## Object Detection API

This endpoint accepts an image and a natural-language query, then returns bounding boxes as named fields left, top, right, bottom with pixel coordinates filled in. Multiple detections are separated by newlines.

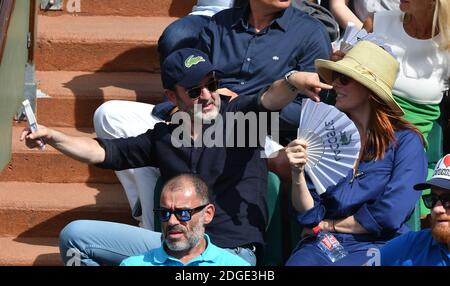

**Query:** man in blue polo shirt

left=184, top=0, right=332, bottom=142
left=121, top=174, right=250, bottom=266
left=380, top=154, right=450, bottom=266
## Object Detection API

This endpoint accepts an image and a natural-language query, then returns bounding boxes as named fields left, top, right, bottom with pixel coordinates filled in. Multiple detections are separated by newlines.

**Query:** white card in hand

left=22, top=99, right=45, bottom=150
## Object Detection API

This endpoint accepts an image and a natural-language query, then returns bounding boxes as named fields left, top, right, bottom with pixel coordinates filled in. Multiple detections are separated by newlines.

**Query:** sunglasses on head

left=332, top=72, right=352, bottom=86
left=422, top=193, right=450, bottom=209
left=153, top=204, right=208, bottom=222
left=186, top=79, right=219, bottom=99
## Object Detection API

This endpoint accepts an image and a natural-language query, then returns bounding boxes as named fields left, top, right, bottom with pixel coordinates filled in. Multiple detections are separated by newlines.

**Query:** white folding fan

left=298, top=99, right=361, bottom=195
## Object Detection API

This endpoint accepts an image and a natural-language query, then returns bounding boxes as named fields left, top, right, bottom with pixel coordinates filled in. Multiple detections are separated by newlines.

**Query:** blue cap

left=161, top=48, right=215, bottom=90
left=414, top=154, right=450, bottom=191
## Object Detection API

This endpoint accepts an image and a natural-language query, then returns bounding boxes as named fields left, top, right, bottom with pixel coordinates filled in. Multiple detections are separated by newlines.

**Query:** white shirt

left=353, top=0, right=400, bottom=21
left=374, top=10, right=450, bottom=104
left=190, top=0, right=235, bottom=17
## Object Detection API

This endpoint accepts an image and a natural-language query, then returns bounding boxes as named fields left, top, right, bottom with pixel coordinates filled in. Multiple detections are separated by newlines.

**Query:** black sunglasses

left=153, top=204, right=208, bottom=222
left=186, top=79, right=219, bottom=99
left=422, top=193, right=450, bottom=209
left=332, top=72, right=352, bottom=86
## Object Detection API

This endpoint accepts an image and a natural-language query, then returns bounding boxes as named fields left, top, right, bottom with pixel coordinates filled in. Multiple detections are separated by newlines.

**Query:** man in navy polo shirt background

left=92, top=0, right=332, bottom=233
left=22, top=48, right=331, bottom=266
left=160, top=0, right=332, bottom=141
left=379, top=154, right=450, bottom=266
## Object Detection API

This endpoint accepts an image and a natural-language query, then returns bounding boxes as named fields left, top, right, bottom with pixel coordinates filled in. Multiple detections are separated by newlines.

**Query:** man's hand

left=261, top=72, right=332, bottom=111
left=20, top=124, right=52, bottom=150
left=289, top=72, right=333, bottom=102
left=21, top=124, right=105, bottom=165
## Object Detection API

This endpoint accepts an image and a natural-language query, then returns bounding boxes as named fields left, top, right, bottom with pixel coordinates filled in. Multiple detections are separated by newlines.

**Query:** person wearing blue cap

left=378, top=154, right=450, bottom=266
left=93, top=0, right=332, bottom=232
left=21, top=48, right=331, bottom=266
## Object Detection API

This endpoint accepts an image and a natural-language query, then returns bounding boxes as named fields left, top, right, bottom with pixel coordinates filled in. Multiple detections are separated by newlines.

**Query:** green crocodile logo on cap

left=185, top=55, right=206, bottom=68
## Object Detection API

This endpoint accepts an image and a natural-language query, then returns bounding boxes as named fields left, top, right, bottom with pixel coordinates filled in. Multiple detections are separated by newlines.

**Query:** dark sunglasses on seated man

left=422, top=193, right=450, bottom=209
left=186, top=79, right=219, bottom=99
left=153, top=204, right=208, bottom=222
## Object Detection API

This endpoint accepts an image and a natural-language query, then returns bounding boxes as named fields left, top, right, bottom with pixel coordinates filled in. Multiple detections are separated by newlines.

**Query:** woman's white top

left=190, top=0, right=235, bottom=17
left=353, top=0, right=400, bottom=21
left=374, top=10, right=450, bottom=104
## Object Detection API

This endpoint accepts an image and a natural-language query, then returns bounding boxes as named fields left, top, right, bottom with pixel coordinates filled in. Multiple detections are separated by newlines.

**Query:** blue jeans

left=157, top=15, right=211, bottom=65
left=59, top=220, right=257, bottom=266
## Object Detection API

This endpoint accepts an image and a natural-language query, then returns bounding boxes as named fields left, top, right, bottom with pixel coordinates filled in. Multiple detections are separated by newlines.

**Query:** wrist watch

left=284, top=70, right=298, bottom=92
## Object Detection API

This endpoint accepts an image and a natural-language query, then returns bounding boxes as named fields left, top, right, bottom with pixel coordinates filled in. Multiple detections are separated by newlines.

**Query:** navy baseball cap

left=161, top=48, right=216, bottom=90
left=414, top=154, right=450, bottom=191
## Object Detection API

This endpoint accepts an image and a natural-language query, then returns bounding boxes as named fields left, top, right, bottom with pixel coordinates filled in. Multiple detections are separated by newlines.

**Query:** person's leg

left=93, top=101, right=162, bottom=230
left=224, top=246, right=257, bottom=266
left=59, top=220, right=162, bottom=266
left=157, top=15, right=211, bottom=65
left=286, top=235, right=385, bottom=266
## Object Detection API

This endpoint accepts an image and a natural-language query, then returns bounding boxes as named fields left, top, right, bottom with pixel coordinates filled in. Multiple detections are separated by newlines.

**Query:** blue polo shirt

left=197, top=5, right=332, bottom=97
left=120, top=235, right=250, bottom=266
left=381, top=229, right=450, bottom=266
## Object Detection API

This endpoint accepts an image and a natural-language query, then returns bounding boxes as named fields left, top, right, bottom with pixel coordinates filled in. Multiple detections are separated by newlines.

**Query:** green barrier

left=0, top=0, right=31, bottom=172
left=262, top=172, right=283, bottom=266
left=420, top=120, right=444, bottom=217
left=406, top=201, right=421, bottom=232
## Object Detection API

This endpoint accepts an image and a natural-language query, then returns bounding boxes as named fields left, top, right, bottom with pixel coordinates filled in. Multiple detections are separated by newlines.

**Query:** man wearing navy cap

left=22, top=48, right=331, bottom=266
left=93, top=0, right=332, bottom=232
left=379, top=154, right=450, bottom=266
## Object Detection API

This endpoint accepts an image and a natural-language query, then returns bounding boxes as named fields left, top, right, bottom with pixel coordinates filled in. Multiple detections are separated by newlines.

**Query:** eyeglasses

left=153, top=204, right=208, bottom=222
left=186, top=79, right=219, bottom=99
left=332, top=72, right=352, bottom=86
left=422, top=193, right=450, bottom=209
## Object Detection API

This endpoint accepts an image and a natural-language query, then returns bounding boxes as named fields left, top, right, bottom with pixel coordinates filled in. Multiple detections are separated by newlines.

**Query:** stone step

left=36, top=71, right=163, bottom=128
left=0, top=237, right=62, bottom=266
left=39, top=0, right=196, bottom=17
left=0, top=127, right=118, bottom=183
left=36, top=15, right=176, bottom=72
left=0, top=182, right=133, bottom=237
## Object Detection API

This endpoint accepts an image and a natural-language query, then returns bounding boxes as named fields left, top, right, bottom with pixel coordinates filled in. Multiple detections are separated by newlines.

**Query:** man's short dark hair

left=163, top=174, right=210, bottom=204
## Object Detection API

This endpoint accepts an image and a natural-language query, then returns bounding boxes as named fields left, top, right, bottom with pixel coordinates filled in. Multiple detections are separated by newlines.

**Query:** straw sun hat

left=315, top=40, right=404, bottom=115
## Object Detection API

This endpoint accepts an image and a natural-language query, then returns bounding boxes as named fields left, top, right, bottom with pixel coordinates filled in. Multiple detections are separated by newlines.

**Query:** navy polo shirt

left=96, top=94, right=271, bottom=249
left=197, top=5, right=332, bottom=97
left=381, top=229, right=450, bottom=266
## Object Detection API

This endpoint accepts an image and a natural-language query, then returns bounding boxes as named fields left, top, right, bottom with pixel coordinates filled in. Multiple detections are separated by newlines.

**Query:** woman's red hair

left=363, top=94, right=425, bottom=161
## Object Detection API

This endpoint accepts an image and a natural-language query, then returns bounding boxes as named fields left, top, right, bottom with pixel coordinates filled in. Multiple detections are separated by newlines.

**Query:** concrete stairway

left=0, top=0, right=194, bottom=265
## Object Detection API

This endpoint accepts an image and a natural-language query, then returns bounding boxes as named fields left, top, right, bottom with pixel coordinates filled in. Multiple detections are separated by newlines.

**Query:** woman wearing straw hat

left=284, top=41, right=428, bottom=265
left=358, top=0, right=450, bottom=218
